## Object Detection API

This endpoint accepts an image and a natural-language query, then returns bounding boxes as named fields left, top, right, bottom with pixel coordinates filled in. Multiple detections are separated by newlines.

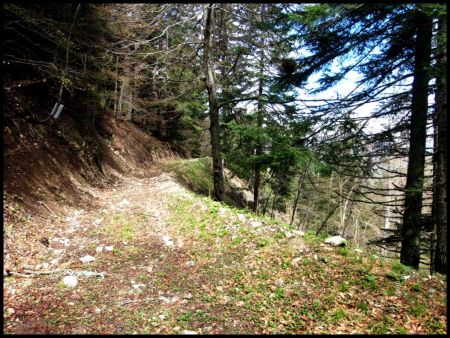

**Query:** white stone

left=158, top=295, right=179, bottom=304
left=159, top=314, right=166, bottom=320
left=162, top=235, right=174, bottom=247
left=42, top=263, right=49, bottom=269
left=96, top=246, right=104, bottom=253
left=63, top=275, right=78, bottom=287
left=182, top=330, right=197, bottom=335
left=401, top=275, right=411, bottom=281
left=284, top=231, right=293, bottom=238
left=324, top=235, right=347, bottom=247
left=6, top=308, right=15, bottom=316
left=292, top=230, right=305, bottom=236
left=249, top=220, right=262, bottom=228
left=60, top=238, right=70, bottom=246
left=80, top=255, right=95, bottom=263
left=185, top=260, right=196, bottom=267
left=132, top=283, right=145, bottom=290
left=53, top=249, right=64, bottom=256
left=105, top=246, right=114, bottom=252
left=237, top=214, right=247, bottom=223
left=93, top=218, right=103, bottom=226
left=118, top=199, right=130, bottom=207
left=292, top=257, right=302, bottom=266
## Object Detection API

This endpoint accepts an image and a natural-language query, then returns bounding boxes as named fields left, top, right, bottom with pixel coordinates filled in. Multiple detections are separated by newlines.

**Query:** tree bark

left=433, top=14, right=447, bottom=274
left=57, top=3, right=81, bottom=104
left=253, top=4, right=266, bottom=214
left=400, top=9, right=432, bottom=269
left=203, top=4, right=224, bottom=201
left=113, top=55, right=118, bottom=117
left=290, top=171, right=307, bottom=226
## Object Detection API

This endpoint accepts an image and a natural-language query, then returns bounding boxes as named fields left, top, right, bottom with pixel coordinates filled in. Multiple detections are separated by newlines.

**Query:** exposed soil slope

left=4, top=111, right=176, bottom=274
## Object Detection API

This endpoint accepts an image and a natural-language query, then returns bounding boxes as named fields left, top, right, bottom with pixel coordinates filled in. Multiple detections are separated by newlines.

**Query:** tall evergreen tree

left=284, top=4, right=444, bottom=268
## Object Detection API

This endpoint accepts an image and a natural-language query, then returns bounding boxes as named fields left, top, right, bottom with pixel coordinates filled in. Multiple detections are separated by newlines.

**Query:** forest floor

left=3, top=160, right=447, bottom=334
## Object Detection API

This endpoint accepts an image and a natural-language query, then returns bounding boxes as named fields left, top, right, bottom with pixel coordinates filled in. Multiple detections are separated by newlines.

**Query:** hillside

left=3, top=120, right=447, bottom=333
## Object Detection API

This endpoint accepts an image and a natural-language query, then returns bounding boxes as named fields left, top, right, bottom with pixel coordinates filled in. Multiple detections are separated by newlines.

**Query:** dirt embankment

left=3, top=108, right=178, bottom=272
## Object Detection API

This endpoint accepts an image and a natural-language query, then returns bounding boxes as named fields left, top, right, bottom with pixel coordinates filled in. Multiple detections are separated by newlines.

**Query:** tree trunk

left=57, top=3, right=81, bottom=104
left=203, top=4, right=224, bottom=201
left=400, top=9, right=432, bottom=269
left=118, top=79, right=125, bottom=118
left=290, top=171, right=307, bottom=226
left=433, top=15, right=447, bottom=274
left=253, top=4, right=266, bottom=214
left=113, top=56, right=118, bottom=117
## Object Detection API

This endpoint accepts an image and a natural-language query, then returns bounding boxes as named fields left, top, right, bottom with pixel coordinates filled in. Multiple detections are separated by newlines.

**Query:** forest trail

left=3, top=162, right=447, bottom=334
left=4, top=165, right=204, bottom=334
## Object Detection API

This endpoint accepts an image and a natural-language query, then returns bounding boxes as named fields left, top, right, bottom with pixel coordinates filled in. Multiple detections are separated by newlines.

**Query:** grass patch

left=120, top=223, right=134, bottom=241
left=161, top=158, right=213, bottom=196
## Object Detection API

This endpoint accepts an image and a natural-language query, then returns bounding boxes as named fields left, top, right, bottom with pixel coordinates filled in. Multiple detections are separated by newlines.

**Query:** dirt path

left=3, top=167, right=206, bottom=334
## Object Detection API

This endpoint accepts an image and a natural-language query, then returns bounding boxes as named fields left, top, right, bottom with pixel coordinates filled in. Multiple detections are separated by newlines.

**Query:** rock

left=105, top=246, right=114, bottom=252
left=401, top=275, right=411, bottom=281
left=42, top=262, right=49, bottom=269
left=292, top=257, right=302, bottom=266
left=182, top=330, right=197, bottom=335
left=6, top=308, right=15, bottom=316
left=53, top=249, right=64, bottom=256
left=80, top=255, right=95, bottom=263
left=159, top=314, right=166, bottom=320
left=183, top=293, right=193, bottom=299
left=275, top=278, right=284, bottom=286
left=158, top=295, right=180, bottom=304
left=237, top=214, right=247, bottom=223
left=63, top=276, right=78, bottom=287
left=249, top=220, right=262, bottom=228
left=77, top=271, right=106, bottom=279
left=324, top=235, right=347, bottom=247
left=60, top=238, right=70, bottom=246
left=292, top=230, right=305, bottom=237
left=118, top=199, right=130, bottom=207
left=132, top=283, right=145, bottom=290
left=354, top=248, right=363, bottom=253
left=284, top=231, right=293, bottom=238
left=93, top=218, right=103, bottom=226
left=185, top=260, right=196, bottom=267
left=162, top=236, right=174, bottom=247
left=96, top=246, right=104, bottom=253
